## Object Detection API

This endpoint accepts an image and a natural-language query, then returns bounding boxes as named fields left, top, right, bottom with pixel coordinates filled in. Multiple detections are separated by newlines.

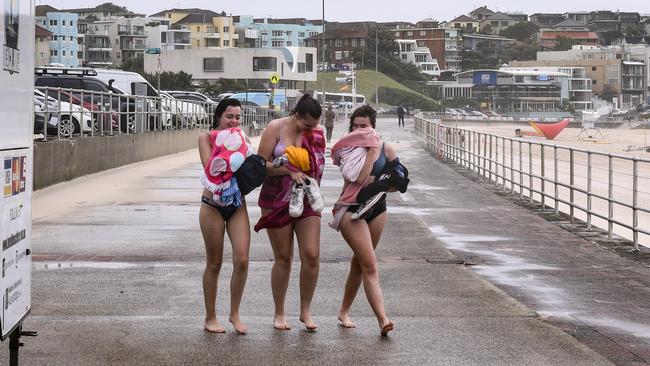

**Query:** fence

left=33, top=86, right=276, bottom=141
left=414, top=112, right=650, bottom=250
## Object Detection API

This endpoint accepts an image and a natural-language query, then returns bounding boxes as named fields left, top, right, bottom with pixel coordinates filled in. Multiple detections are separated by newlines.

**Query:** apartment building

left=234, top=16, right=322, bottom=48
left=468, top=6, right=494, bottom=22
left=305, top=22, right=369, bottom=67
left=392, top=20, right=446, bottom=71
left=150, top=8, right=238, bottom=48
left=481, top=12, right=522, bottom=34
left=35, top=7, right=80, bottom=67
left=35, top=25, right=52, bottom=67
left=444, top=28, right=463, bottom=72
left=463, top=34, right=515, bottom=58
left=447, top=15, right=480, bottom=33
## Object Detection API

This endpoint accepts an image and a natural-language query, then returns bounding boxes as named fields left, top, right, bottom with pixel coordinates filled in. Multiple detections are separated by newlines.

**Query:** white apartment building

left=395, top=39, right=441, bottom=77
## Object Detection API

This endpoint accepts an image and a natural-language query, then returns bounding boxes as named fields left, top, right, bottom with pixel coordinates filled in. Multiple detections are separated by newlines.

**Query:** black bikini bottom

left=346, top=200, right=387, bottom=223
left=201, top=196, right=240, bottom=221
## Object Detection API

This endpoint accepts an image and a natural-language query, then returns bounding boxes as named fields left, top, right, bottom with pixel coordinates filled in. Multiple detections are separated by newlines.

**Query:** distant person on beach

left=397, top=105, right=405, bottom=128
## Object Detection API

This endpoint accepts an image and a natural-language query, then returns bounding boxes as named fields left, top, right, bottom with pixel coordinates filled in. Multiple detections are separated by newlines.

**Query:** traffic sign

left=269, top=73, right=281, bottom=84
left=145, top=48, right=161, bottom=55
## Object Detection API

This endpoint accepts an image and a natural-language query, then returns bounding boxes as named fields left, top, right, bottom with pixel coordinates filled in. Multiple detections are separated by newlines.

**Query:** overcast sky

left=40, top=1, right=650, bottom=23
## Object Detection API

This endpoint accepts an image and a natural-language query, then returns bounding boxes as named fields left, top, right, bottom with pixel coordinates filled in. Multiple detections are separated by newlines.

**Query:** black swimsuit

left=201, top=196, right=240, bottom=221
left=348, top=144, right=388, bottom=223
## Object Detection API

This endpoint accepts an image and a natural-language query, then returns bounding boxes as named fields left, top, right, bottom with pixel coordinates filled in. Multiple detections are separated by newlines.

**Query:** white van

left=92, top=69, right=176, bottom=128
left=92, top=69, right=158, bottom=97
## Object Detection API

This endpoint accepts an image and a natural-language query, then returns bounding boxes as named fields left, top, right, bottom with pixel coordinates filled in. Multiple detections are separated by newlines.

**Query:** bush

left=376, top=87, right=442, bottom=112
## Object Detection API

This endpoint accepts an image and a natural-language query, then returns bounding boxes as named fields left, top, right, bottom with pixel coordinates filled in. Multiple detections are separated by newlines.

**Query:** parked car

left=34, top=89, right=93, bottom=137
left=165, top=90, right=217, bottom=117
left=159, top=91, right=201, bottom=128
left=35, top=67, right=136, bottom=132
left=40, top=87, right=119, bottom=132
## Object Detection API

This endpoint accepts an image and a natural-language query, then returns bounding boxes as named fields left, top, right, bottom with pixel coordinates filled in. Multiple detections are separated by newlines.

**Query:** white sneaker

left=351, top=192, right=386, bottom=220
left=304, top=177, right=324, bottom=212
left=289, top=183, right=305, bottom=218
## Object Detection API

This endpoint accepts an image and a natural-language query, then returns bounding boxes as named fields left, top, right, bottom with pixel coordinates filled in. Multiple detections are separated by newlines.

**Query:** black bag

left=234, top=154, right=267, bottom=195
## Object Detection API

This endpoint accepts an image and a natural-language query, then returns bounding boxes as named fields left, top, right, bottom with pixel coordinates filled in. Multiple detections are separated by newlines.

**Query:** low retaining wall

left=34, top=130, right=201, bottom=190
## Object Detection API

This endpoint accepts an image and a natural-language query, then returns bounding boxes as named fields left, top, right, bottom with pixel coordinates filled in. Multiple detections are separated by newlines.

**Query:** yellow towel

left=285, top=146, right=310, bottom=172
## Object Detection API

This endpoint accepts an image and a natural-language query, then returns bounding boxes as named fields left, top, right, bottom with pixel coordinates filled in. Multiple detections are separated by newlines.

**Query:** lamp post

left=321, top=0, right=325, bottom=103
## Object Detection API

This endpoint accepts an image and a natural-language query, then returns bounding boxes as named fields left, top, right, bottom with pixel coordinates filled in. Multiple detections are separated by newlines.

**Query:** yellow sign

left=269, top=74, right=281, bottom=84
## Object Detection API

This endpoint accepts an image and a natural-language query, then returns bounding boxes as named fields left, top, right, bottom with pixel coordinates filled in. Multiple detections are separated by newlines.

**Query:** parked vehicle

left=40, top=88, right=119, bottom=131
left=34, top=89, right=93, bottom=137
left=35, top=67, right=137, bottom=132
left=159, top=91, right=201, bottom=129
left=163, top=90, right=211, bottom=123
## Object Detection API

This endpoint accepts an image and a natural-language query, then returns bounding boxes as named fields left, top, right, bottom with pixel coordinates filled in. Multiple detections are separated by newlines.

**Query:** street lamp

left=321, top=0, right=325, bottom=103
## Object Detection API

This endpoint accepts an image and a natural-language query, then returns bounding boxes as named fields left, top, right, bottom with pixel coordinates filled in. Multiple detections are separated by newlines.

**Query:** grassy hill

left=307, top=70, right=436, bottom=106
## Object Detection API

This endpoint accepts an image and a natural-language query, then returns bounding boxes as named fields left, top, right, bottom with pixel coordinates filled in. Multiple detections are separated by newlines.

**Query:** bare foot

left=337, top=313, right=356, bottom=328
left=204, top=318, right=226, bottom=333
left=380, top=319, right=394, bottom=336
left=273, top=315, right=291, bottom=330
left=299, top=313, right=318, bottom=331
left=229, top=314, right=248, bottom=335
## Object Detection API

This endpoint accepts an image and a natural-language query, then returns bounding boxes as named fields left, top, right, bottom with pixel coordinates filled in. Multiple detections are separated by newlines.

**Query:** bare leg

left=338, top=212, right=387, bottom=328
left=265, top=214, right=294, bottom=330
left=339, top=212, right=393, bottom=335
left=294, top=216, right=321, bottom=330
left=199, top=203, right=226, bottom=333
left=226, top=204, right=251, bottom=334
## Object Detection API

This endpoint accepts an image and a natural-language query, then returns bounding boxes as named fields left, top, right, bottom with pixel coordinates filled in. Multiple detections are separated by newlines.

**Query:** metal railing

left=34, top=86, right=276, bottom=141
left=414, top=112, right=650, bottom=250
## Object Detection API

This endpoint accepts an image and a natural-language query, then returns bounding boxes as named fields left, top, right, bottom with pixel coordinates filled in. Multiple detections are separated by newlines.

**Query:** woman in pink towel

left=256, top=94, right=325, bottom=331
left=331, top=105, right=396, bottom=336
left=198, top=98, right=252, bottom=334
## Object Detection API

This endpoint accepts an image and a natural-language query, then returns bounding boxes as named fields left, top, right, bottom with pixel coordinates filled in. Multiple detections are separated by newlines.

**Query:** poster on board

left=0, top=150, right=32, bottom=339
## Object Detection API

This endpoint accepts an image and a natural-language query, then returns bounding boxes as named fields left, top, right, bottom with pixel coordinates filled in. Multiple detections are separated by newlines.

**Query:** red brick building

left=390, top=20, right=447, bottom=69
left=306, top=22, right=370, bottom=66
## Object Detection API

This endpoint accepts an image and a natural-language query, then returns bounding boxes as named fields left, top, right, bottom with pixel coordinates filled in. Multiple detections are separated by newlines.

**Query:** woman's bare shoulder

left=384, top=142, right=398, bottom=160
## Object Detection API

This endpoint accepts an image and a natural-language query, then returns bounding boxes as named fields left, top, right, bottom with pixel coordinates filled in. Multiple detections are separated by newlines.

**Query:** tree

left=479, top=24, right=493, bottom=35
left=601, top=83, right=618, bottom=102
left=602, top=30, right=623, bottom=45
left=554, top=36, right=576, bottom=51
left=624, top=25, right=646, bottom=37
left=499, top=22, right=539, bottom=42
left=95, top=2, right=128, bottom=13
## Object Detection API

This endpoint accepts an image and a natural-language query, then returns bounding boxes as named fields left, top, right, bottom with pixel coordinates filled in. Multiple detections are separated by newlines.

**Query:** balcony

left=119, top=29, right=148, bottom=37
left=202, top=32, right=221, bottom=39
left=121, top=42, right=146, bottom=51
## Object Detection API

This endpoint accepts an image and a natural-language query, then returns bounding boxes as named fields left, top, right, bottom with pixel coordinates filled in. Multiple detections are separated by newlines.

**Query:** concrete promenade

left=2, top=117, right=649, bottom=364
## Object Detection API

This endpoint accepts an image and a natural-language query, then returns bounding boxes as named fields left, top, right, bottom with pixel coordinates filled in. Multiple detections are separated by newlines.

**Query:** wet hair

left=291, top=94, right=322, bottom=120
left=212, top=98, right=242, bottom=129
left=348, top=105, right=377, bottom=132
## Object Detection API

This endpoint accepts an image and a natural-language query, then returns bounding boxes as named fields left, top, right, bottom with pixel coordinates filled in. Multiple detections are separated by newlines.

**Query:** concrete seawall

left=34, top=130, right=200, bottom=190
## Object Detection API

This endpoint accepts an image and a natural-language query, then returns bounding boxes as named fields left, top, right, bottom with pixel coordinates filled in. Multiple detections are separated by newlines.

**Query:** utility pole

left=321, top=0, right=325, bottom=103
left=375, top=26, right=378, bottom=105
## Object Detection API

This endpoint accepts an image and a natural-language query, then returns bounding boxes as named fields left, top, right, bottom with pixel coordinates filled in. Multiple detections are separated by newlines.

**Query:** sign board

left=269, top=73, right=281, bottom=85
left=473, top=71, right=497, bottom=86
left=145, top=48, right=161, bottom=55
left=0, top=150, right=32, bottom=339
left=0, top=0, right=34, bottom=151
left=0, top=0, right=34, bottom=340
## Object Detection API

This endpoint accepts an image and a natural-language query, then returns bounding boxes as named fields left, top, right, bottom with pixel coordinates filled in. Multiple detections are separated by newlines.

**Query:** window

left=52, top=35, right=57, bottom=41
left=70, top=21, right=74, bottom=27
left=77, top=51, right=82, bottom=58
left=286, top=41, right=292, bottom=46
left=204, top=57, right=224, bottom=71
left=415, top=54, right=427, bottom=62
left=272, top=30, right=283, bottom=37
left=335, top=51, right=342, bottom=60
left=223, top=26, right=229, bottom=32
left=515, top=75, right=524, bottom=83
left=298, top=62, right=306, bottom=73
left=344, top=39, right=349, bottom=46
left=592, top=80, right=597, bottom=85
left=335, top=39, right=342, bottom=47
left=271, top=40, right=284, bottom=47
left=61, top=36, right=65, bottom=41
left=344, top=51, right=350, bottom=58
left=62, top=50, right=66, bottom=56
left=491, top=21, right=499, bottom=26
left=501, top=21, right=509, bottom=26
left=223, top=40, right=229, bottom=47
left=420, top=31, right=426, bottom=36
left=62, top=20, right=66, bottom=26
left=407, top=31, right=413, bottom=36
left=299, top=32, right=305, bottom=37
left=395, top=32, right=400, bottom=37
left=161, top=33, right=167, bottom=44
left=253, top=57, right=277, bottom=71
left=306, top=53, right=313, bottom=71
left=401, top=54, right=407, bottom=60
left=359, top=39, right=365, bottom=46
left=592, top=66, right=597, bottom=71
left=351, top=39, right=357, bottom=47
left=197, top=26, right=200, bottom=32
left=50, top=50, right=58, bottom=56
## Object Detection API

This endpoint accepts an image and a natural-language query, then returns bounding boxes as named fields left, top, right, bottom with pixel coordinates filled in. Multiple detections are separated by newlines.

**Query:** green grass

left=307, top=70, right=436, bottom=105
